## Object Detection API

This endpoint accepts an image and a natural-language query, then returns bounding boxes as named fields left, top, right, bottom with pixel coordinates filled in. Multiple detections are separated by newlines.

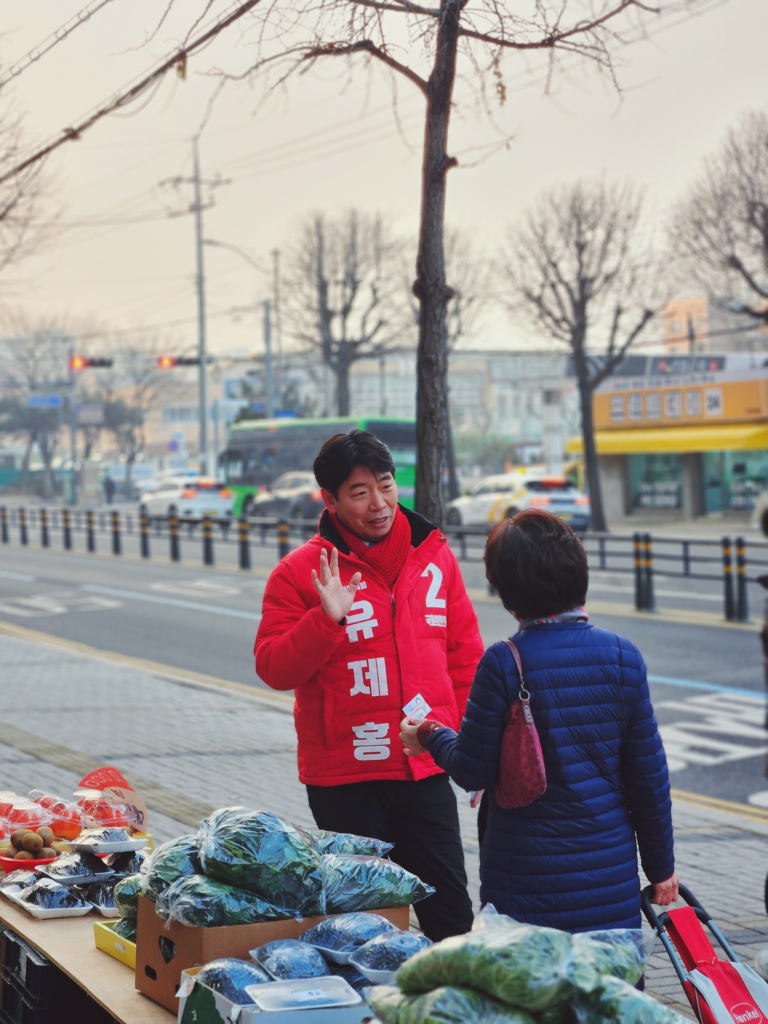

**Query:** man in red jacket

left=255, top=430, right=484, bottom=940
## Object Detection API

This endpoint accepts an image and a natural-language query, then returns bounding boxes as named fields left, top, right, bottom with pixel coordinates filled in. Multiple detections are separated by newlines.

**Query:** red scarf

left=331, top=507, right=412, bottom=590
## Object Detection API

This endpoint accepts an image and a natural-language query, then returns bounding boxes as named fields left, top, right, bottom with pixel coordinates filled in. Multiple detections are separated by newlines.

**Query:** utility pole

left=192, top=138, right=211, bottom=477
left=264, top=299, right=276, bottom=418
left=68, top=345, right=78, bottom=505
left=271, top=249, right=282, bottom=396
left=687, top=314, right=696, bottom=355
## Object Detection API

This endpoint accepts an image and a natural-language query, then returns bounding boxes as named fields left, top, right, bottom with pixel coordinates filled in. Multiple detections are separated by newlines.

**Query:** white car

left=138, top=477, right=234, bottom=518
left=446, top=471, right=590, bottom=531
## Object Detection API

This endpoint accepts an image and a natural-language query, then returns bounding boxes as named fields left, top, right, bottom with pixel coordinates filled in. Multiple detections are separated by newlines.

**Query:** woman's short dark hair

left=313, top=430, right=395, bottom=497
left=484, top=509, right=588, bottom=621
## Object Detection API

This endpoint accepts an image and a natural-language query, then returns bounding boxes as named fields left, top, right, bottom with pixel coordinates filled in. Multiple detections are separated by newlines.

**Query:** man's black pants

left=306, top=774, right=474, bottom=942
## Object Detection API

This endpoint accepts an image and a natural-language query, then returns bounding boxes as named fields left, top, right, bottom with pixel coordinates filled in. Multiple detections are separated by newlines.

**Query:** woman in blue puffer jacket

left=400, top=508, right=678, bottom=934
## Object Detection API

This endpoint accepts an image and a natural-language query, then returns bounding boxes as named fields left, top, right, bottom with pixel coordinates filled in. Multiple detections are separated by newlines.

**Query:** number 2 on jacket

left=422, top=563, right=446, bottom=608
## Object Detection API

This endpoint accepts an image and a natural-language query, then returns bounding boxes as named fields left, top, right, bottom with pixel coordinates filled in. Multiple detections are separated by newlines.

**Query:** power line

left=0, top=0, right=120, bottom=91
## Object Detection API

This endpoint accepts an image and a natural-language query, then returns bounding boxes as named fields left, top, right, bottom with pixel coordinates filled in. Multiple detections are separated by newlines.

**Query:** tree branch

left=305, top=40, right=428, bottom=95
left=348, top=0, right=440, bottom=15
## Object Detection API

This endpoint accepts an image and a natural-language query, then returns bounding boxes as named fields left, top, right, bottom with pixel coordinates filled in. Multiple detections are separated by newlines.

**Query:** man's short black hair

left=313, top=429, right=395, bottom=497
left=484, top=509, right=588, bottom=620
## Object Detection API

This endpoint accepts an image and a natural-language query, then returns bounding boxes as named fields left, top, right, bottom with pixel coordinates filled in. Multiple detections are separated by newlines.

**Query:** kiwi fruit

left=21, top=833, right=44, bottom=853
left=10, top=829, right=31, bottom=850
left=39, top=848, right=57, bottom=860
left=14, top=850, right=33, bottom=860
left=36, top=826, right=54, bottom=846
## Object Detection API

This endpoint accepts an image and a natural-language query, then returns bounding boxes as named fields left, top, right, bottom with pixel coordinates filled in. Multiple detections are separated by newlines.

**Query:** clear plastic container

left=0, top=794, right=25, bottom=818
left=28, top=790, right=61, bottom=809
left=76, top=792, right=138, bottom=830
left=246, top=977, right=361, bottom=1011
left=49, top=800, right=84, bottom=841
left=6, top=803, right=53, bottom=830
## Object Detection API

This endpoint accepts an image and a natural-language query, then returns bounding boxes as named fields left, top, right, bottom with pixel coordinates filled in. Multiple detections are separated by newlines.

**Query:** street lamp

left=203, top=239, right=277, bottom=417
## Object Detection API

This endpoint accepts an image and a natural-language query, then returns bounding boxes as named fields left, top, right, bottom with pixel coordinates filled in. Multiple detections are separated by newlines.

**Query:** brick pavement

left=2, top=630, right=768, bottom=1016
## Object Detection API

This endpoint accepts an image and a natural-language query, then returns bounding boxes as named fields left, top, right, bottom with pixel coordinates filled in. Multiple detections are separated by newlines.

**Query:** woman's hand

left=311, top=547, right=362, bottom=623
left=651, top=871, right=679, bottom=906
left=400, top=717, right=427, bottom=757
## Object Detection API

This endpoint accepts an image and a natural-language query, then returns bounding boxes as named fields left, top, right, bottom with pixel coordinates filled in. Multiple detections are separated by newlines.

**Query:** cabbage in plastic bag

left=302, top=912, right=399, bottom=952
left=251, top=939, right=329, bottom=980
left=367, top=984, right=538, bottom=1024
left=572, top=975, right=690, bottom=1024
left=112, top=917, right=137, bottom=943
left=196, top=957, right=270, bottom=1005
left=307, top=829, right=394, bottom=858
left=395, top=919, right=580, bottom=1012
left=83, top=879, right=117, bottom=909
left=156, top=874, right=298, bottom=928
left=321, top=855, right=435, bottom=913
left=351, top=931, right=432, bottom=975
left=139, top=835, right=201, bottom=901
left=197, top=808, right=323, bottom=914
left=105, top=849, right=146, bottom=877
left=114, top=874, right=142, bottom=919
left=572, top=930, right=647, bottom=987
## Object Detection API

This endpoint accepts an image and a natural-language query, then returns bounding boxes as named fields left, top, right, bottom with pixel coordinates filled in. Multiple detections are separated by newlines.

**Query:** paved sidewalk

left=2, top=630, right=768, bottom=1017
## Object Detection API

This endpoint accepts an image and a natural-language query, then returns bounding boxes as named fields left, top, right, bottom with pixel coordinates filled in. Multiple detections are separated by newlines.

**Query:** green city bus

left=220, top=417, right=416, bottom=515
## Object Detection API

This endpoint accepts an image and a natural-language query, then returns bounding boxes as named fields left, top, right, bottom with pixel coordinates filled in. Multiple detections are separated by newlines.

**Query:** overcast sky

left=1, top=0, right=766, bottom=357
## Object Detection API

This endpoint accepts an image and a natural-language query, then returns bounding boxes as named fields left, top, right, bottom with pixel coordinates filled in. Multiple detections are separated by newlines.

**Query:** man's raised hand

left=311, top=547, right=362, bottom=623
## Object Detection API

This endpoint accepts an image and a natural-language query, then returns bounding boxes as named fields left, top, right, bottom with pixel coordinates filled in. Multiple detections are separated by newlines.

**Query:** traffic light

left=157, top=356, right=207, bottom=367
left=70, top=355, right=113, bottom=371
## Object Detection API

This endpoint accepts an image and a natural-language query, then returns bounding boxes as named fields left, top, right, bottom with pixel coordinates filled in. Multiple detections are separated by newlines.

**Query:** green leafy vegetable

left=197, top=808, right=323, bottom=914
left=139, top=835, right=201, bottom=902
left=367, top=984, right=537, bottom=1024
left=113, top=873, right=142, bottom=919
left=112, top=917, right=137, bottom=943
left=155, top=874, right=299, bottom=928
left=572, top=976, right=690, bottom=1024
left=321, top=854, right=434, bottom=913
left=307, top=829, right=393, bottom=857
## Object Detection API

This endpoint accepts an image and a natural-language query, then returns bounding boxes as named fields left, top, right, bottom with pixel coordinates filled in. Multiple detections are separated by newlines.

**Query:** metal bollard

left=0, top=506, right=7, bottom=544
left=238, top=516, right=251, bottom=570
left=277, top=519, right=290, bottom=560
left=169, top=514, right=181, bottom=562
left=633, top=532, right=645, bottom=610
left=140, top=512, right=150, bottom=559
left=736, top=535, right=749, bottom=623
left=202, top=516, right=214, bottom=566
left=62, top=508, right=72, bottom=550
left=111, top=510, right=121, bottom=556
left=598, top=536, right=606, bottom=570
left=459, top=531, right=467, bottom=560
left=40, top=508, right=49, bottom=548
left=86, top=510, right=96, bottom=553
left=19, top=507, right=28, bottom=546
left=682, top=540, right=691, bottom=577
left=643, top=533, right=656, bottom=612
left=722, top=537, right=735, bottom=621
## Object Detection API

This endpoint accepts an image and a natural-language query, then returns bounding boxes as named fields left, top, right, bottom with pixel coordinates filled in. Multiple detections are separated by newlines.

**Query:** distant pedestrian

left=103, top=476, right=116, bottom=504
left=255, top=430, right=484, bottom=941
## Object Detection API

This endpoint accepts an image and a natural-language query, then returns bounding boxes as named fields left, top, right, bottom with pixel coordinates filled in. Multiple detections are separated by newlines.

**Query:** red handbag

left=494, top=639, right=547, bottom=810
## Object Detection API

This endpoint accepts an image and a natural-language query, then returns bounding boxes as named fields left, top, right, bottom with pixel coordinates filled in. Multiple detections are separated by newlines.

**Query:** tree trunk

left=335, top=358, right=351, bottom=416
left=125, top=453, right=135, bottom=498
left=20, top=436, right=33, bottom=492
left=413, top=0, right=464, bottom=526
left=577, top=369, right=608, bottom=532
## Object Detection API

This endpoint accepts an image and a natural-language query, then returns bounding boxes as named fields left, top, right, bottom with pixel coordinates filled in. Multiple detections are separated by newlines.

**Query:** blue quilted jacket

left=425, top=621, right=674, bottom=932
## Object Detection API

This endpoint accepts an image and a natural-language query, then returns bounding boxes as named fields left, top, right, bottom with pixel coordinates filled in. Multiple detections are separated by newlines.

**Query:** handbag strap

left=502, top=639, right=531, bottom=700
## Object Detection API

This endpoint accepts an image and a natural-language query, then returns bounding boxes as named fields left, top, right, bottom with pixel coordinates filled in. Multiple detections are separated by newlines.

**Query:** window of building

left=162, top=406, right=199, bottom=423
left=629, top=454, right=682, bottom=509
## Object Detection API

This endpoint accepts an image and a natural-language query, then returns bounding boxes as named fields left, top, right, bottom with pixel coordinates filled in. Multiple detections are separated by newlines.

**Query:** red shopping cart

left=642, top=883, right=768, bottom=1024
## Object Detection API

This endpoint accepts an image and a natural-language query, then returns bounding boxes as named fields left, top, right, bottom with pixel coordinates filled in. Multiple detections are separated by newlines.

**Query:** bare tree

left=284, top=210, right=412, bottom=415
left=0, top=107, right=48, bottom=273
left=671, top=111, right=768, bottom=324
left=499, top=179, right=663, bottom=532
left=0, top=0, right=717, bottom=522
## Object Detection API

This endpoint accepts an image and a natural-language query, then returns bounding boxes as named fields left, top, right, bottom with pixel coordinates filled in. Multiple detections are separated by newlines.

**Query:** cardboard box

left=93, top=919, right=137, bottom=970
left=177, top=966, right=377, bottom=1024
left=136, top=896, right=409, bottom=1013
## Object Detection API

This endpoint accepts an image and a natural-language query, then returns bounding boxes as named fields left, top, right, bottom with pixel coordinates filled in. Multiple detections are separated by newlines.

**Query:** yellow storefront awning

left=566, top=423, right=768, bottom=456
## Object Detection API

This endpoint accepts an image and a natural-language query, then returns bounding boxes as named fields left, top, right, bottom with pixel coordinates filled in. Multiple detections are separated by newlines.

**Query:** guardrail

left=1, top=504, right=765, bottom=623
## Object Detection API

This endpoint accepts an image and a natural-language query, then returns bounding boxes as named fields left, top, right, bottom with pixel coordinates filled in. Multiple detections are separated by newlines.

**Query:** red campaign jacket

left=254, top=507, right=485, bottom=786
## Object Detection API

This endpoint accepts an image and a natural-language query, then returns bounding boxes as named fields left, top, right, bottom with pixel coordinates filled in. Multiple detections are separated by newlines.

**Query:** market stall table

left=0, top=899, right=172, bottom=1023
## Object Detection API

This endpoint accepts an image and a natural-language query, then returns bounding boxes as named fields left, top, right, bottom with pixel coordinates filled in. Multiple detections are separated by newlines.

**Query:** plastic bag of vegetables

left=321, top=855, right=434, bottom=913
left=571, top=930, right=648, bottom=987
left=156, top=874, right=299, bottom=928
left=367, top=984, right=538, bottom=1024
left=350, top=932, right=432, bottom=980
left=139, top=835, right=201, bottom=901
left=572, top=976, right=690, bottom=1024
left=250, top=939, right=329, bottom=980
left=197, top=808, right=323, bottom=915
left=307, top=829, right=393, bottom=858
left=396, top=918, right=580, bottom=1013
left=114, top=874, right=142, bottom=919
left=195, top=958, right=271, bottom=1004
left=302, top=912, right=399, bottom=954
